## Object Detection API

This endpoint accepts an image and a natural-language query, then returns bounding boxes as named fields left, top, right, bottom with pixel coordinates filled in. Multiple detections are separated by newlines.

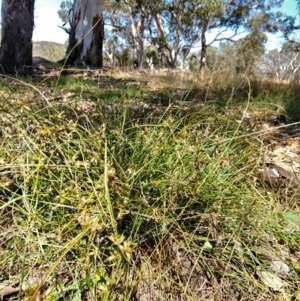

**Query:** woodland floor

left=0, top=64, right=299, bottom=300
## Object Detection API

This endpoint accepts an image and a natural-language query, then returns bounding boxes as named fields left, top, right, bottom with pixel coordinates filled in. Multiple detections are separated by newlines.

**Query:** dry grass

left=0, top=69, right=300, bottom=301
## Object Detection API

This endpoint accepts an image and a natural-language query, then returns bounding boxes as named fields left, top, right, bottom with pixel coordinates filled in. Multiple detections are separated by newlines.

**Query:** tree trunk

left=66, top=0, right=104, bottom=67
left=167, top=49, right=177, bottom=69
left=0, top=0, right=35, bottom=75
left=155, top=13, right=171, bottom=68
left=134, top=39, right=144, bottom=69
left=199, top=20, right=209, bottom=75
left=128, top=5, right=145, bottom=70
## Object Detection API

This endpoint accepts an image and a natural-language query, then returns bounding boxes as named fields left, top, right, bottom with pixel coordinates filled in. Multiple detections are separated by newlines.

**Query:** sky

left=266, top=0, right=299, bottom=49
left=1, top=0, right=299, bottom=50
left=33, top=0, right=69, bottom=44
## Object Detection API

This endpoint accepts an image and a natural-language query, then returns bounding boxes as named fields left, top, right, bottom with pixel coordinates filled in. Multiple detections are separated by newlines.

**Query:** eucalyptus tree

left=126, top=0, right=147, bottom=68
left=259, top=43, right=300, bottom=81
left=64, top=0, right=104, bottom=67
left=57, top=0, right=73, bottom=34
left=216, top=42, right=238, bottom=74
left=146, top=0, right=203, bottom=68
left=105, top=0, right=204, bottom=69
left=259, top=49, right=288, bottom=80
left=58, top=0, right=133, bottom=68
left=104, top=0, right=148, bottom=69
left=105, top=0, right=199, bottom=69
left=280, top=42, right=300, bottom=81
left=236, top=30, right=267, bottom=75
left=145, top=0, right=287, bottom=72
left=103, top=34, right=119, bottom=67
left=0, top=0, right=35, bottom=74
left=192, top=0, right=288, bottom=74
left=57, top=0, right=297, bottom=70
left=57, top=0, right=73, bottom=23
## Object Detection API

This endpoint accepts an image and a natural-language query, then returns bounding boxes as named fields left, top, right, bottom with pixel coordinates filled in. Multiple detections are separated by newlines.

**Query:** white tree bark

left=127, top=5, right=145, bottom=69
left=66, top=0, right=104, bottom=67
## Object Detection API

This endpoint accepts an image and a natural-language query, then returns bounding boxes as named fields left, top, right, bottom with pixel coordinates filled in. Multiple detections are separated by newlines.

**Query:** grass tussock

left=0, top=70, right=300, bottom=301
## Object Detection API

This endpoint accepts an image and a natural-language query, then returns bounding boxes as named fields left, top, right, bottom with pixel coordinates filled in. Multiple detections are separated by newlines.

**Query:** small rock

left=270, top=261, right=290, bottom=275
left=257, top=270, right=286, bottom=292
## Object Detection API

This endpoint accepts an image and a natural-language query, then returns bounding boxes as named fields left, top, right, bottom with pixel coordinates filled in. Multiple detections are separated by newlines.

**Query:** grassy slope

left=0, top=70, right=299, bottom=300
left=33, top=41, right=67, bottom=62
